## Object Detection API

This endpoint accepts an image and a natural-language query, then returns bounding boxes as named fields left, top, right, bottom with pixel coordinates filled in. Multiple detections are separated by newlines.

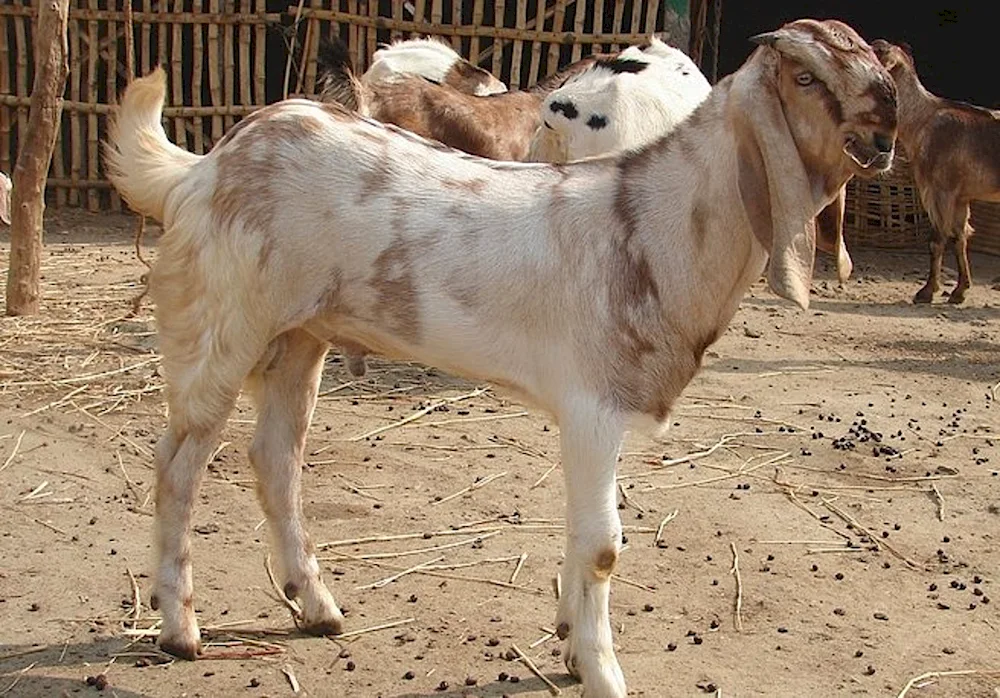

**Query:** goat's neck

left=892, top=66, right=941, bottom=150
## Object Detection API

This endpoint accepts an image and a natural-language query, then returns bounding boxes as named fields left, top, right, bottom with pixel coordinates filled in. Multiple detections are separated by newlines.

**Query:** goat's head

left=751, top=19, right=898, bottom=178
left=870, top=39, right=915, bottom=79
left=729, top=19, right=897, bottom=309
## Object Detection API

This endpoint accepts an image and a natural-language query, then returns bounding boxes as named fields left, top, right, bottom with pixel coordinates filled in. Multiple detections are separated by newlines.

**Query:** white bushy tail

left=104, top=68, right=201, bottom=221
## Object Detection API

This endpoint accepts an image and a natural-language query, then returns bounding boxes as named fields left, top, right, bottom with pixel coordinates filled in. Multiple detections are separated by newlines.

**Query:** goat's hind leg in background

left=947, top=204, right=974, bottom=304
left=246, top=329, right=344, bottom=634
left=152, top=353, right=253, bottom=658
left=555, top=400, right=627, bottom=697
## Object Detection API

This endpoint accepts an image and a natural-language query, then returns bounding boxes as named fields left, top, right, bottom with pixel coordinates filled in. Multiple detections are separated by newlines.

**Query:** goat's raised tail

left=104, top=68, right=200, bottom=221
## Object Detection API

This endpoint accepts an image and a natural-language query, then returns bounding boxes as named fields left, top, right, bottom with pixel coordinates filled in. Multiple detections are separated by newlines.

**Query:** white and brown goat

left=873, top=39, right=1000, bottom=304
left=316, top=37, right=601, bottom=161
left=105, top=18, right=896, bottom=697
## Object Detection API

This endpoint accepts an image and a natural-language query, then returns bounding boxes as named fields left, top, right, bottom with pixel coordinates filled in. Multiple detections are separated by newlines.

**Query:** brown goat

left=317, top=42, right=601, bottom=161
left=873, top=40, right=1000, bottom=304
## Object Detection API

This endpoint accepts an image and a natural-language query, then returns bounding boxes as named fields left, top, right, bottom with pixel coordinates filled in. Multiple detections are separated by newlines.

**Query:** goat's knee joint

left=593, top=547, right=619, bottom=579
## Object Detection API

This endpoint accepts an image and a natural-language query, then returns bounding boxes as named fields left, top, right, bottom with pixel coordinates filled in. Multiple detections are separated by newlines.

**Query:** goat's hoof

left=301, top=616, right=345, bottom=637
left=158, top=634, right=202, bottom=661
left=946, top=290, right=967, bottom=305
left=912, top=289, right=934, bottom=304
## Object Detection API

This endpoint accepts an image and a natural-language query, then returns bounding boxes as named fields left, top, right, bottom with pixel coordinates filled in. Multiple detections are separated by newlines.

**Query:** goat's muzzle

left=844, top=131, right=894, bottom=175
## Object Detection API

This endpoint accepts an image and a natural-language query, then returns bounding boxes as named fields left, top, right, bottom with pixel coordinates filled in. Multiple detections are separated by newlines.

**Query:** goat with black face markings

left=105, top=18, right=895, bottom=697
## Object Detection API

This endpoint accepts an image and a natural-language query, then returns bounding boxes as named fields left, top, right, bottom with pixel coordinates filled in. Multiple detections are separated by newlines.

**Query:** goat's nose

left=874, top=132, right=894, bottom=154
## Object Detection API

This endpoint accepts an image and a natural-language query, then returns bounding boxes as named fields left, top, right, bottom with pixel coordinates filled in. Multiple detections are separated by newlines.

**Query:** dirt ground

left=1, top=210, right=999, bottom=698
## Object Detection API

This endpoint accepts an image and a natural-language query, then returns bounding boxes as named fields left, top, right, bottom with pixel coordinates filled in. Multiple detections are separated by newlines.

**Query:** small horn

left=748, top=31, right=779, bottom=47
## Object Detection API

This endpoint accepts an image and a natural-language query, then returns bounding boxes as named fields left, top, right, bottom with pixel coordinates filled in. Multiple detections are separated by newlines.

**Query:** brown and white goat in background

left=874, top=39, right=1000, bottom=304
left=105, top=19, right=896, bottom=697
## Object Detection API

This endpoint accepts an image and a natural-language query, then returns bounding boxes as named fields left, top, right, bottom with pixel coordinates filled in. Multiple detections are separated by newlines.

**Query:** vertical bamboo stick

left=86, top=0, right=99, bottom=210
left=569, top=0, right=584, bottom=63
left=491, top=0, right=505, bottom=78
left=412, top=0, right=426, bottom=34
left=0, top=4, right=11, bottom=176
left=450, top=0, right=460, bottom=51
left=207, top=0, right=222, bottom=146
left=13, top=0, right=29, bottom=142
left=391, top=0, right=402, bottom=42
left=254, top=0, right=265, bottom=106
left=299, top=0, right=321, bottom=95
left=365, top=0, right=376, bottom=68
left=192, top=0, right=204, bottom=153
left=140, top=0, right=151, bottom=75
left=593, top=0, right=605, bottom=53
left=107, top=0, right=121, bottom=210
left=223, top=0, right=234, bottom=127
left=510, top=0, right=525, bottom=87
left=171, top=0, right=186, bottom=149
left=430, top=0, right=441, bottom=39
left=469, top=0, right=483, bottom=65
left=546, top=0, right=565, bottom=71
left=51, top=1, right=68, bottom=207
left=349, top=0, right=361, bottom=73
left=239, top=0, right=251, bottom=113
left=629, top=0, right=642, bottom=42
left=645, top=0, right=661, bottom=40
left=68, top=0, right=81, bottom=205
left=527, top=0, right=544, bottom=85
left=157, top=0, right=167, bottom=71
left=612, top=0, right=625, bottom=52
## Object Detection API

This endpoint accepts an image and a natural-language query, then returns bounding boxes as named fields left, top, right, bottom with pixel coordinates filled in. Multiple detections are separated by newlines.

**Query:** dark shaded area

left=719, top=4, right=998, bottom=108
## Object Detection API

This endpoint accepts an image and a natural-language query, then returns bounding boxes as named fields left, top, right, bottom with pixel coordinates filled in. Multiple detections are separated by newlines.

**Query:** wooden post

left=5, top=0, right=70, bottom=316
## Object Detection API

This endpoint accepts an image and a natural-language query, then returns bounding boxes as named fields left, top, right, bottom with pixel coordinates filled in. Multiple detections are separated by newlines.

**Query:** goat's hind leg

left=247, top=329, right=343, bottom=635
left=153, top=376, right=244, bottom=659
left=947, top=205, right=973, bottom=304
left=555, top=399, right=627, bottom=698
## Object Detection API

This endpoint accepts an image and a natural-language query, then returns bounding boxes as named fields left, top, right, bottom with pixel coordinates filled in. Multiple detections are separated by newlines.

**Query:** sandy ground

left=1, top=210, right=999, bottom=698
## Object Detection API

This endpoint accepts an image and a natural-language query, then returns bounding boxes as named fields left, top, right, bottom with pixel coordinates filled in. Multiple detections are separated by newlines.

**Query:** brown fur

left=873, top=39, right=1000, bottom=304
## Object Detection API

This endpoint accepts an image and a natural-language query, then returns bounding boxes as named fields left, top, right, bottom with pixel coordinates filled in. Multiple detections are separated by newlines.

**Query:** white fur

left=0, top=171, right=10, bottom=225
left=363, top=37, right=507, bottom=96
left=103, top=21, right=895, bottom=694
left=528, top=37, right=711, bottom=163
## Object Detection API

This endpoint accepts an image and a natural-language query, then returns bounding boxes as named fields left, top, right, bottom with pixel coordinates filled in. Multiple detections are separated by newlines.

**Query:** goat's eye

left=796, top=72, right=814, bottom=86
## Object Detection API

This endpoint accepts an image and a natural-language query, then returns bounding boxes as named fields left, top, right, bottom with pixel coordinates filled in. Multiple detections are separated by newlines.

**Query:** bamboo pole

left=645, top=0, right=662, bottom=40
left=468, top=0, right=483, bottom=65
left=526, top=0, right=544, bottom=85
left=569, top=0, right=584, bottom=64
left=365, top=0, right=377, bottom=68
left=207, top=0, right=221, bottom=146
left=0, top=93, right=261, bottom=116
left=85, top=0, right=99, bottom=210
left=68, top=0, right=81, bottom=205
left=140, top=0, right=150, bottom=75
left=349, top=0, right=360, bottom=74
left=546, top=0, right=566, bottom=70
left=509, top=0, right=525, bottom=86
left=0, top=6, right=279, bottom=22
left=222, top=0, right=234, bottom=130
left=0, top=2, right=11, bottom=175
left=612, top=0, right=625, bottom=52
left=593, top=0, right=605, bottom=54
left=191, top=0, right=204, bottom=153
left=171, top=0, right=186, bottom=149
left=491, top=0, right=504, bottom=77
left=14, top=0, right=29, bottom=144
left=449, top=0, right=460, bottom=52
left=254, top=0, right=265, bottom=105
left=107, top=0, right=120, bottom=210
left=5, top=0, right=70, bottom=315
left=239, top=0, right=250, bottom=115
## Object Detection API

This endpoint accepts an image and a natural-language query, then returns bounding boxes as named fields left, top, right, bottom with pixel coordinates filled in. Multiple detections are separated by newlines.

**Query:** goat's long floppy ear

left=815, top=186, right=853, bottom=283
left=730, top=46, right=818, bottom=310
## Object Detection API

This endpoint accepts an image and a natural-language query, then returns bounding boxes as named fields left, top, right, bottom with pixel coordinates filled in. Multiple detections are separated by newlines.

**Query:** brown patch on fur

left=357, top=160, right=394, bottom=203
left=690, top=198, right=710, bottom=250
left=283, top=582, right=299, bottom=600
left=593, top=547, right=619, bottom=578
left=370, top=239, right=421, bottom=342
left=609, top=179, right=659, bottom=361
left=440, top=177, right=488, bottom=194
left=150, top=594, right=160, bottom=611
left=444, top=60, right=501, bottom=94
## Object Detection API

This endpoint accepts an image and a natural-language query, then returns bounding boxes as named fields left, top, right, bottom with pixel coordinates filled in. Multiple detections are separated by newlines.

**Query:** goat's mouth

left=844, top=134, right=894, bottom=175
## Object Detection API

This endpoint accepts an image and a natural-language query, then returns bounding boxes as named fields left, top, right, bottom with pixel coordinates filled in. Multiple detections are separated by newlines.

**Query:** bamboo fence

left=1, top=0, right=689, bottom=211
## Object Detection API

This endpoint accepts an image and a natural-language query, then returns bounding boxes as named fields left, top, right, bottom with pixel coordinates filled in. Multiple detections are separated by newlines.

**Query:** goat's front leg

left=555, top=401, right=626, bottom=698
left=247, top=330, right=343, bottom=635
left=914, top=233, right=946, bottom=304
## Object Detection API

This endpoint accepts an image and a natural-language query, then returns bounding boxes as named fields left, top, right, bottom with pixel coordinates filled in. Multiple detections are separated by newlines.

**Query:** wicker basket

left=970, top=201, right=1000, bottom=257
left=843, top=147, right=932, bottom=250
